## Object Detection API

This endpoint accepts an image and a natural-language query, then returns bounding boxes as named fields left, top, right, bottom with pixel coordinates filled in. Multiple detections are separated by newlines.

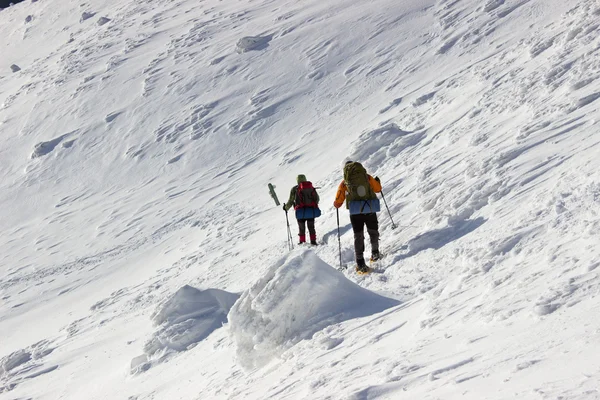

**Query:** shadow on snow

left=392, top=217, right=486, bottom=262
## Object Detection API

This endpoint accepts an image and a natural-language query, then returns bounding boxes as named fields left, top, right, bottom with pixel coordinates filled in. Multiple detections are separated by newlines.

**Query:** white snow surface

left=1, top=0, right=600, bottom=398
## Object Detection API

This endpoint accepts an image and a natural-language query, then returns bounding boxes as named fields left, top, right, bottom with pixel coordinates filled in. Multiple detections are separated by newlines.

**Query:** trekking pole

left=336, top=208, right=343, bottom=269
left=380, top=189, right=397, bottom=230
left=269, top=183, right=293, bottom=249
left=285, top=210, right=294, bottom=250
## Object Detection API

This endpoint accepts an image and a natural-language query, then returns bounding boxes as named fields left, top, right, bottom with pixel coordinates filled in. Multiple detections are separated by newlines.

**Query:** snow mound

left=228, top=250, right=400, bottom=369
left=236, top=35, right=272, bottom=53
left=97, top=16, right=111, bottom=26
left=349, top=123, right=416, bottom=170
left=79, top=12, right=96, bottom=23
left=142, top=286, right=239, bottom=359
left=0, top=340, right=57, bottom=392
left=31, top=135, right=68, bottom=158
left=1, top=350, right=31, bottom=374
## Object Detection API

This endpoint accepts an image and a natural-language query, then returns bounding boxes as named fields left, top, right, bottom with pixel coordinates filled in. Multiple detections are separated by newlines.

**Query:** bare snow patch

left=228, top=250, right=399, bottom=369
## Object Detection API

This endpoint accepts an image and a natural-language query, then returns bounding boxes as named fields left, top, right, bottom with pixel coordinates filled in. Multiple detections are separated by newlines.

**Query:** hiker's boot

left=370, top=250, right=381, bottom=262
left=355, top=258, right=369, bottom=273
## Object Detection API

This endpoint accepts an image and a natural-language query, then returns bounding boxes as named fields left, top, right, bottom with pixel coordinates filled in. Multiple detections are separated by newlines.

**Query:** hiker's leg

left=350, top=214, right=366, bottom=261
left=297, top=218, right=306, bottom=242
left=365, top=213, right=379, bottom=253
left=307, top=218, right=316, bottom=243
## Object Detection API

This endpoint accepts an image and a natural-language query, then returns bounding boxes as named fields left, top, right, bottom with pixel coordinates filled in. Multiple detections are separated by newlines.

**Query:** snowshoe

left=356, top=266, right=371, bottom=275
left=355, top=259, right=371, bottom=275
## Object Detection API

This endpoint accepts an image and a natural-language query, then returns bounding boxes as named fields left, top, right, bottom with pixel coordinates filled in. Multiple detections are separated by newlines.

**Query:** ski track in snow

left=1, top=0, right=600, bottom=399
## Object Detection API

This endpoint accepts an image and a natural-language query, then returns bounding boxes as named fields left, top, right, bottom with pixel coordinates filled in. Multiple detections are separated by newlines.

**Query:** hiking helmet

left=297, top=174, right=307, bottom=183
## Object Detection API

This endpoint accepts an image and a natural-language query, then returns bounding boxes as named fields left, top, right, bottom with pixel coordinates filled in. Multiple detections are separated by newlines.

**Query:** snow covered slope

left=1, top=0, right=599, bottom=398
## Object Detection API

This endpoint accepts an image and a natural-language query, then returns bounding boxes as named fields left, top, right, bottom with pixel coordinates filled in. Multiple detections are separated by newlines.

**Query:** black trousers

left=350, top=213, right=379, bottom=261
left=297, top=218, right=316, bottom=238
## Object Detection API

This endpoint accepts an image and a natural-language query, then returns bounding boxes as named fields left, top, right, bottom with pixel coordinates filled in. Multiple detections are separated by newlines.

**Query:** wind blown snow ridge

left=229, top=250, right=399, bottom=369
left=1, top=0, right=600, bottom=399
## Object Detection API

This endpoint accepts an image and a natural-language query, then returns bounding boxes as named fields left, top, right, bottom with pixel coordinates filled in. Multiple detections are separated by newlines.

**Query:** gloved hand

left=282, top=204, right=287, bottom=212
left=375, top=176, right=380, bottom=183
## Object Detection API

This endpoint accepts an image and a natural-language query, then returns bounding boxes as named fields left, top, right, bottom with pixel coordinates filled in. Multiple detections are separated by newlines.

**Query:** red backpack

left=295, top=181, right=318, bottom=209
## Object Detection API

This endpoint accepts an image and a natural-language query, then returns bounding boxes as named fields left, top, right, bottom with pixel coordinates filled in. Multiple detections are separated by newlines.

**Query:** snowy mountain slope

left=1, top=0, right=599, bottom=398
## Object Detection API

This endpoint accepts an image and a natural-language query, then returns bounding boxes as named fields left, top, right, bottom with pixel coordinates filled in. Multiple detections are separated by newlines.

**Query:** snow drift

left=228, top=250, right=400, bottom=369
left=134, top=285, right=239, bottom=372
left=0, top=340, right=56, bottom=393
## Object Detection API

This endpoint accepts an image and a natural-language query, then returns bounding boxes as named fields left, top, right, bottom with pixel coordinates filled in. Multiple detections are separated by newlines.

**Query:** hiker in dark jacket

left=283, top=174, right=321, bottom=245
left=333, top=161, right=381, bottom=272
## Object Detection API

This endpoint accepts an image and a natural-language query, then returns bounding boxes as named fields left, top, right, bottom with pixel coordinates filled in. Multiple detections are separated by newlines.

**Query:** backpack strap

left=360, top=199, right=374, bottom=213
left=365, top=173, right=375, bottom=198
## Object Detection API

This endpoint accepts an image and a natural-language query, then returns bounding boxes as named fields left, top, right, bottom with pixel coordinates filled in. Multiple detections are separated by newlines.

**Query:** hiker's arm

left=369, top=175, right=382, bottom=193
left=283, top=187, right=295, bottom=211
left=333, top=181, right=346, bottom=208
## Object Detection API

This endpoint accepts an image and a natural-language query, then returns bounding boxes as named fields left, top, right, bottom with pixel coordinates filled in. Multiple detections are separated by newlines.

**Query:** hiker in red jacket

left=283, top=174, right=321, bottom=245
